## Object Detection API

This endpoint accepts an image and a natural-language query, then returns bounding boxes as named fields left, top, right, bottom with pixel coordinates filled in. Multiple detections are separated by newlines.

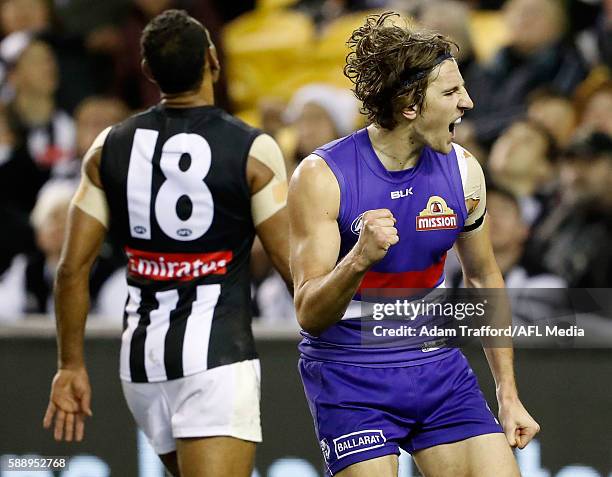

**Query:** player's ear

left=206, top=46, right=221, bottom=83
left=141, top=59, right=156, bottom=85
left=401, top=104, right=418, bottom=121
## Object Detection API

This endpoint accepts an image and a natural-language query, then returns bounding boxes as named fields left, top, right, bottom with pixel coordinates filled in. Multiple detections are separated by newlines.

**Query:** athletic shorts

left=299, top=350, right=502, bottom=476
left=122, top=359, right=262, bottom=454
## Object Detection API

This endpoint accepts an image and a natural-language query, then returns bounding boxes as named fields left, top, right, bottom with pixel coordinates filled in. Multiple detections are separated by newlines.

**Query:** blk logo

left=391, top=187, right=413, bottom=199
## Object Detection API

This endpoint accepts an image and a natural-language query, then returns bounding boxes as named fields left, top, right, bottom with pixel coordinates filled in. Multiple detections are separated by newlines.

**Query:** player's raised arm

left=288, top=155, right=398, bottom=335
left=247, top=133, right=292, bottom=287
left=43, top=131, right=110, bottom=442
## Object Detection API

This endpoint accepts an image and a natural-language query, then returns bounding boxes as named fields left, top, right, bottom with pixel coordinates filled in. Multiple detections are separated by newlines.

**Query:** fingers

left=54, top=409, right=66, bottom=441
left=43, top=402, right=56, bottom=429
left=65, top=412, right=75, bottom=442
left=503, top=422, right=517, bottom=448
left=75, top=414, right=85, bottom=442
left=362, top=209, right=395, bottom=221
left=81, top=390, right=93, bottom=417
left=516, top=423, right=540, bottom=449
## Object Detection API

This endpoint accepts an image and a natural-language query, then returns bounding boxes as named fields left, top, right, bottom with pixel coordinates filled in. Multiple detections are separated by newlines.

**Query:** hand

left=43, top=367, right=92, bottom=442
left=354, top=209, right=399, bottom=267
left=498, top=398, right=540, bottom=449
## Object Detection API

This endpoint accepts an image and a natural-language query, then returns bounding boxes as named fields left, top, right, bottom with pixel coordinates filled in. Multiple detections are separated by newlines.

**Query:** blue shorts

left=299, top=350, right=503, bottom=476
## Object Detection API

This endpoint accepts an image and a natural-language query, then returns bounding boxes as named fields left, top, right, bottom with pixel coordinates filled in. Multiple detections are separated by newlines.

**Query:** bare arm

left=454, top=221, right=540, bottom=448
left=246, top=134, right=292, bottom=288
left=44, top=144, right=108, bottom=442
left=55, top=174, right=107, bottom=368
left=289, top=155, right=398, bottom=335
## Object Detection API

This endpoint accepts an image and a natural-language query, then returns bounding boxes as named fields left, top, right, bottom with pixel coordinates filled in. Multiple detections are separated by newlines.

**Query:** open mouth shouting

left=449, top=117, right=462, bottom=139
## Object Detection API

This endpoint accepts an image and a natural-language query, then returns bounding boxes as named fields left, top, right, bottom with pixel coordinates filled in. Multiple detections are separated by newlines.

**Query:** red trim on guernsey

left=358, top=254, right=446, bottom=291
left=125, top=247, right=233, bottom=281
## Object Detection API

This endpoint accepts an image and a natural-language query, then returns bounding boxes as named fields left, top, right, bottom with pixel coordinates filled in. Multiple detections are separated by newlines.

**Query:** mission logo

left=416, top=196, right=458, bottom=231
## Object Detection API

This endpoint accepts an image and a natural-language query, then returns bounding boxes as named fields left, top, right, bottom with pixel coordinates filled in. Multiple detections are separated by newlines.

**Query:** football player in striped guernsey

left=43, top=10, right=291, bottom=477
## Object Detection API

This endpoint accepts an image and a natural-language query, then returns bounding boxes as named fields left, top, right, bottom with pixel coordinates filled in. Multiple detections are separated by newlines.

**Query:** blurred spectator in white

left=281, top=83, right=359, bottom=176
left=576, top=81, right=612, bottom=137
left=465, top=0, right=587, bottom=146
left=487, top=118, right=557, bottom=224
left=526, top=133, right=612, bottom=288
left=0, top=181, right=74, bottom=320
left=0, top=181, right=127, bottom=322
left=53, top=95, right=130, bottom=180
left=527, top=88, right=576, bottom=148
left=2, top=33, right=75, bottom=168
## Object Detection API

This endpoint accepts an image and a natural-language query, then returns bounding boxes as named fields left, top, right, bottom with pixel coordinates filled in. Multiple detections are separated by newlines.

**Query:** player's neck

left=161, top=81, right=215, bottom=108
left=367, top=123, right=423, bottom=171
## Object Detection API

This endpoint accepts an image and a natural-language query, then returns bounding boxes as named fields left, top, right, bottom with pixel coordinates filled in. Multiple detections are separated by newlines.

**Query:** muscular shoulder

left=289, top=154, right=340, bottom=220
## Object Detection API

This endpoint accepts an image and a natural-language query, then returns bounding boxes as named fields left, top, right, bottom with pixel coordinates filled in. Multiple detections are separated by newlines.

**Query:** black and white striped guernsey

left=100, top=104, right=260, bottom=383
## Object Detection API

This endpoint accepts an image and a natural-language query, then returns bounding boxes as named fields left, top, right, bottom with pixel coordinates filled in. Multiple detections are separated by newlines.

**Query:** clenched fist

left=354, top=209, right=399, bottom=267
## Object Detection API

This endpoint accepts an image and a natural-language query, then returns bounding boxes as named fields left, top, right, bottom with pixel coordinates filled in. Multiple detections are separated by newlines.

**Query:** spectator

left=2, top=34, right=75, bottom=168
left=0, top=181, right=74, bottom=320
left=0, top=0, right=51, bottom=36
left=0, top=181, right=127, bottom=321
left=577, top=82, right=612, bottom=137
left=53, top=95, right=130, bottom=180
left=282, top=83, right=359, bottom=176
left=487, top=118, right=557, bottom=224
left=418, top=0, right=476, bottom=74
left=526, top=133, right=612, bottom=288
left=527, top=89, right=576, bottom=148
left=465, top=0, right=587, bottom=146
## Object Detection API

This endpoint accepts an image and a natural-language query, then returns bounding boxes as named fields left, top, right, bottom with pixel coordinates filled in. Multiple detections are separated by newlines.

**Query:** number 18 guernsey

left=100, top=104, right=260, bottom=383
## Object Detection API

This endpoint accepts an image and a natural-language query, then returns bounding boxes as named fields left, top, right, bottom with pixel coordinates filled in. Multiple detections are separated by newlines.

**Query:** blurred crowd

left=0, top=0, right=610, bottom=324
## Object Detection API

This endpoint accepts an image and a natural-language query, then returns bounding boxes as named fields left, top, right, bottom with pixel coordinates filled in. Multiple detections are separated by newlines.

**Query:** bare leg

left=159, top=451, right=180, bottom=477
left=335, top=454, right=398, bottom=477
left=413, top=433, right=520, bottom=477
left=176, top=436, right=256, bottom=477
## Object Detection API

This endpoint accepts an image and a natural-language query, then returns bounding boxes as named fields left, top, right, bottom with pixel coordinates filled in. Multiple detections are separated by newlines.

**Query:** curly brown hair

left=344, top=11, right=457, bottom=130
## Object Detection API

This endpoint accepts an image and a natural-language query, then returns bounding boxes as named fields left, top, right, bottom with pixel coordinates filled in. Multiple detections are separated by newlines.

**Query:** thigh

left=335, top=454, right=398, bottom=477
left=176, top=436, right=256, bottom=477
left=413, top=433, right=520, bottom=477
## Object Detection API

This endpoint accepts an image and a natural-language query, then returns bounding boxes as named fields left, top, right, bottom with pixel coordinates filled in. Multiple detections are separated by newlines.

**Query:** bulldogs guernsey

left=299, top=128, right=470, bottom=366
left=100, top=105, right=260, bottom=383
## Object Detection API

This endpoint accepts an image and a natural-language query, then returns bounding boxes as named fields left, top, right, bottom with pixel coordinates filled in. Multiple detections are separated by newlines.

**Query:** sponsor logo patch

left=125, top=247, right=232, bottom=281
left=416, top=196, right=458, bottom=231
left=333, top=429, right=386, bottom=459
